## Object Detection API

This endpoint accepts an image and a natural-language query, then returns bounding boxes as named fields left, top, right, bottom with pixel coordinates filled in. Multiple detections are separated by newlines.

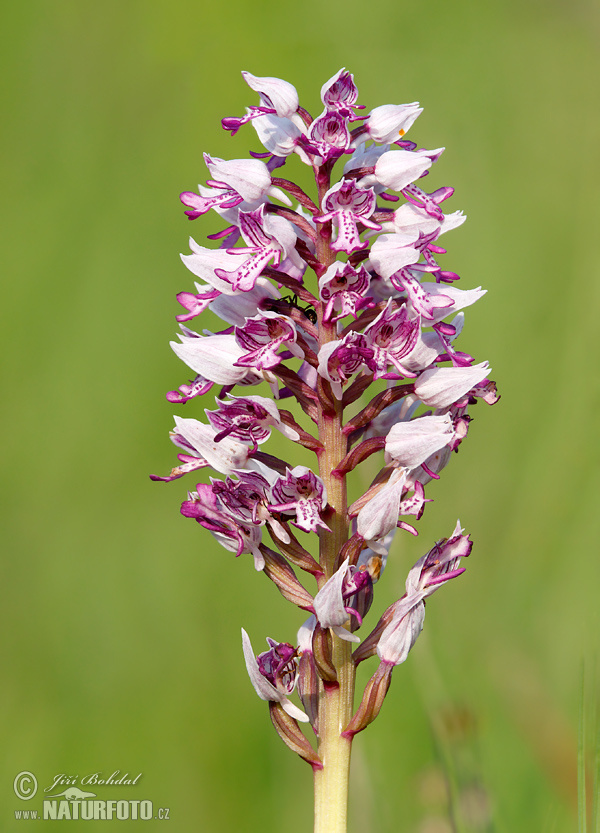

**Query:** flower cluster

left=153, top=69, right=497, bottom=766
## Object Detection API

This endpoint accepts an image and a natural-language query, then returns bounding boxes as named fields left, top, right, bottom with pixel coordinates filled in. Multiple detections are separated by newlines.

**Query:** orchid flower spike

left=153, top=69, right=497, bottom=804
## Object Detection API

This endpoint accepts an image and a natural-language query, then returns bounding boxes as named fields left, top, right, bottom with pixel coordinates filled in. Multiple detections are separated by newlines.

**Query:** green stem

left=314, top=396, right=355, bottom=833
left=312, top=162, right=356, bottom=833
left=313, top=639, right=354, bottom=833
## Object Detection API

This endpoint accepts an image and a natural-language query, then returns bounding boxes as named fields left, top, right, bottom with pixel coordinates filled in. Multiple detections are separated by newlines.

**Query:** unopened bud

left=312, top=623, right=338, bottom=683
left=269, top=702, right=323, bottom=770
left=261, top=545, right=314, bottom=610
left=342, top=662, right=393, bottom=738
left=297, top=652, right=320, bottom=733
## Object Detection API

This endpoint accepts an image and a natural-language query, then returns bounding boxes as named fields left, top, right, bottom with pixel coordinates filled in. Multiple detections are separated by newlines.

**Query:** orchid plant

left=152, top=69, right=498, bottom=833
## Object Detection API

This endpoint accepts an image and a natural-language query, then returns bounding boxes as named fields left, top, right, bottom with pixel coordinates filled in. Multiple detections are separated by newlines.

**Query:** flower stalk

left=153, top=68, right=498, bottom=833
left=313, top=218, right=355, bottom=830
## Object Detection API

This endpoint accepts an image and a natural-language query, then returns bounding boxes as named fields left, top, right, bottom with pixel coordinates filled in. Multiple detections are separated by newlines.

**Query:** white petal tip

left=283, top=701, right=310, bottom=722
left=333, top=626, right=361, bottom=644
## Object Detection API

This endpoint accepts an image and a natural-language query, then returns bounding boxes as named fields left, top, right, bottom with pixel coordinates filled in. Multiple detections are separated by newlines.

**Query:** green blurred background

left=2, top=0, right=599, bottom=830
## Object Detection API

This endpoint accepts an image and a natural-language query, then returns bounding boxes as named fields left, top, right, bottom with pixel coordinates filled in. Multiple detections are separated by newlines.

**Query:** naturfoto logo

left=13, top=770, right=170, bottom=822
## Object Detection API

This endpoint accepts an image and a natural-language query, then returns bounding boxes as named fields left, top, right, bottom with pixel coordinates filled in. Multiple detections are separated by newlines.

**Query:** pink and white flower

left=385, top=413, right=457, bottom=469
left=363, top=301, right=421, bottom=379
left=235, top=312, right=303, bottom=371
left=377, top=522, right=472, bottom=665
left=414, top=362, right=491, bottom=408
left=206, top=394, right=300, bottom=448
left=316, top=180, right=380, bottom=254
left=318, top=262, right=371, bottom=323
left=362, top=102, right=423, bottom=144
left=270, top=466, right=328, bottom=533
left=214, top=206, right=302, bottom=293
left=242, top=629, right=308, bottom=721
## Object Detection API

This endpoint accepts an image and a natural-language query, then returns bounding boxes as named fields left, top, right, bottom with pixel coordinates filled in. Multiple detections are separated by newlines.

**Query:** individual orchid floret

left=356, top=469, right=407, bottom=553
left=241, top=629, right=308, bottom=722
left=414, top=361, right=491, bottom=409
left=204, top=154, right=276, bottom=203
left=317, top=331, right=374, bottom=399
left=180, top=154, right=290, bottom=221
left=361, top=102, right=423, bottom=144
left=180, top=156, right=264, bottom=218
left=172, top=416, right=254, bottom=475
left=346, top=523, right=472, bottom=736
left=182, top=484, right=264, bottom=568
left=390, top=269, right=454, bottom=321
left=241, top=72, right=299, bottom=119
left=402, top=182, right=455, bottom=222
left=180, top=184, right=241, bottom=221
left=270, top=466, right=328, bottom=533
left=318, top=262, right=371, bottom=323
left=376, top=522, right=472, bottom=666
left=234, top=312, right=302, bottom=371
left=470, top=378, right=500, bottom=405
left=375, top=597, right=426, bottom=667
left=167, top=415, right=292, bottom=484
left=421, top=283, right=486, bottom=325
left=384, top=201, right=444, bottom=238
left=149, top=426, right=211, bottom=483
left=252, top=113, right=306, bottom=160
left=372, top=148, right=441, bottom=193
left=171, top=331, right=261, bottom=386
left=368, top=230, right=421, bottom=280
left=222, top=73, right=299, bottom=136
left=312, top=559, right=363, bottom=643
left=181, top=243, right=253, bottom=295
left=214, top=206, right=300, bottom=293
left=175, top=285, right=221, bottom=322
left=384, top=203, right=466, bottom=286
left=385, top=413, right=457, bottom=470
left=406, top=521, right=472, bottom=598
left=363, top=301, right=421, bottom=380
left=166, top=372, right=214, bottom=405
left=303, top=111, right=352, bottom=164
left=206, top=394, right=300, bottom=449
left=315, top=180, right=380, bottom=254
left=320, top=68, right=362, bottom=120
left=212, top=471, right=290, bottom=544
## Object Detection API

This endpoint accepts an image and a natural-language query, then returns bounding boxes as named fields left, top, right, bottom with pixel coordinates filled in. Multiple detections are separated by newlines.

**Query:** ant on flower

left=261, top=294, right=317, bottom=325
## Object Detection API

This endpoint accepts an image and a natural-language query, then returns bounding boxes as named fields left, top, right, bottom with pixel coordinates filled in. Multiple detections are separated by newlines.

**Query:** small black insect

left=283, top=294, right=317, bottom=325
left=261, top=294, right=317, bottom=325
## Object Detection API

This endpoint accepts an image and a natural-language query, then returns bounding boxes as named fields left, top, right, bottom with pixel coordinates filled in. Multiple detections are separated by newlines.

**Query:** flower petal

left=385, top=414, right=455, bottom=469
